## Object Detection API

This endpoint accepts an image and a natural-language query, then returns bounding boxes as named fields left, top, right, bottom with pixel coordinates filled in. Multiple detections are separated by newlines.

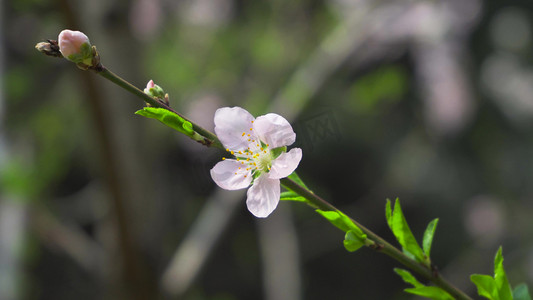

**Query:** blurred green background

left=2, top=0, right=533, bottom=299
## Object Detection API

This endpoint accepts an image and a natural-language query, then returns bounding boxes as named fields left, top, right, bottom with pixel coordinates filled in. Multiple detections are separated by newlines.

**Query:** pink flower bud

left=146, top=80, right=155, bottom=90
left=57, top=29, right=92, bottom=63
left=144, top=79, right=165, bottom=98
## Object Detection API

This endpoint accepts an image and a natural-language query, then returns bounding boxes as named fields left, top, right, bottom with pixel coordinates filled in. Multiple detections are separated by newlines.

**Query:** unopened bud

left=144, top=80, right=165, bottom=99
left=58, top=29, right=93, bottom=65
left=35, top=40, right=62, bottom=58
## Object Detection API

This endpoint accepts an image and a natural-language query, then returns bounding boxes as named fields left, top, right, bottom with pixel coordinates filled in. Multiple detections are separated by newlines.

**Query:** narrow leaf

left=423, top=218, right=439, bottom=258
left=395, top=269, right=454, bottom=300
left=494, top=247, right=513, bottom=300
left=288, top=172, right=309, bottom=190
left=343, top=230, right=366, bottom=252
left=316, top=210, right=364, bottom=236
left=513, top=284, right=532, bottom=300
left=135, top=107, right=194, bottom=136
left=394, top=268, right=424, bottom=288
left=316, top=210, right=351, bottom=232
left=471, top=274, right=498, bottom=300
left=390, top=199, right=425, bottom=263
left=280, top=191, right=307, bottom=202
left=385, top=199, right=393, bottom=230
left=404, top=286, right=454, bottom=300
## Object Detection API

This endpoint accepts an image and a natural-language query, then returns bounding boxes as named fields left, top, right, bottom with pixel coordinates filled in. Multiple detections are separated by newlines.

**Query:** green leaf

left=494, top=247, right=513, bottom=300
left=387, top=199, right=425, bottom=263
left=471, top=274, right=498, bottom=299
left=316, top=210, right=349, bottom=232
left=316, top=210, right=367, bottom=252
left=385, top=199, right=393, bottom=229
left=279, top=191, right=307, bottom=202
left=404, top=287, right=454, bottom=300
left=288, top=172, right=309, bottom=190
left=343, top=230, right=366, bottom=252
left=423, top=218, right=439, bottom=258
left=513, top=284, right=532, bottom=300
left=135, top=107, right=195, bottom=136
left=316, top=210, right=365, bottom=238
left=395, top=269, right=453, bottom=300
left=394, top=268, right=424, bottom=288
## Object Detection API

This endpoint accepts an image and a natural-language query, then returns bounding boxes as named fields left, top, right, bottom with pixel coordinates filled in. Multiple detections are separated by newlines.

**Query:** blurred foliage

left=2, top=0, right=533, bottom=299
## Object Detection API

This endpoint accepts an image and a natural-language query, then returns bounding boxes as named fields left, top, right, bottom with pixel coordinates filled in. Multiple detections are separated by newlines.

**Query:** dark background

left=1, top=0, right=533, bottom=299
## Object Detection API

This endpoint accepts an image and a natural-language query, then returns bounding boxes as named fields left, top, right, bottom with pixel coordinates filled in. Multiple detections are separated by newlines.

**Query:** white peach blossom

left=210, top=107, right=302, bottom=218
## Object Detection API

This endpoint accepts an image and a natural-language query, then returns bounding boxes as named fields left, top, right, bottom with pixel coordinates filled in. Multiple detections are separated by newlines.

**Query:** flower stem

left=279, top=177, right=472, bottom=300
left=96, top=66, right=223, bottom=149
left=90, top=65, right=471, bottom=300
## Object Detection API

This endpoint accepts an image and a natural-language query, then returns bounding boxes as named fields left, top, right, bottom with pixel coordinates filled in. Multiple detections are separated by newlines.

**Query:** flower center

left=224, top=123, right=274, bottom=178
left=226, top=140, right=273, bottom=175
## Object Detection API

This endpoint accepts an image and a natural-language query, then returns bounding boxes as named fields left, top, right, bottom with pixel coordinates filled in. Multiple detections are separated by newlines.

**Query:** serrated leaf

left=135, top=107, right=194, bottom=136
left=404, top=286, right=454, bottom=300
left=388, top=199, right=425, bottom=263
left=471, top=274, right=498, bottom=300
left=513, top=284, right=532, bottom=300
left=279, top=191, right=307, bottom=202
left=423, top=218, right=439, bottom=258
left=343, top=230, right=366, bottom=252
left=494, top=247, right=513, bottom=300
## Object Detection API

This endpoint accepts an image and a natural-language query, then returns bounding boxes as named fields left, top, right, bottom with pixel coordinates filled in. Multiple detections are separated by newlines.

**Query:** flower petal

left=210, top=159, right=252, bottom=190
left=214, top=107, right=256, bottom=150
left=268, top=148, right=302, bottom=179
left=253, top=113, right=296, bottom=148
left=58, top=29, right=91, bottom=58
left=246, top=176, right=280, bottom=218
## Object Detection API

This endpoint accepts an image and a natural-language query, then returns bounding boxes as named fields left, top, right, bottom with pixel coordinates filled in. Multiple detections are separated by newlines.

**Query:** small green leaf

left=316, top=210, right=365, bottom=237
left=316, top=210, right=367, bottom=252
left=182, top=120, right=194, bottom=133
left=343, top=230, right=366, bottom=252
left=494, top=247, right=513, bottom=300
left=394, top=268, right=424, bottom=288
left=404, top=286, right=454, bottom=300
left=395, top=269, right=454, bottom=300
left=316, top=210, right=350, bottom=232
left=471, top=274, right=498, bottom=300
left=423, top=218, right=439, bottom=258
left=388, top=199, right=425, bottom=263
left=279, top=191, right=307, bottom=202
left=288, top=172, right=309, bottom=190
left=513, top=284, right=532, bottom=300
left=136, top=107, right=196, bottom=136
left=385, top=199, right=393, bottom=229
